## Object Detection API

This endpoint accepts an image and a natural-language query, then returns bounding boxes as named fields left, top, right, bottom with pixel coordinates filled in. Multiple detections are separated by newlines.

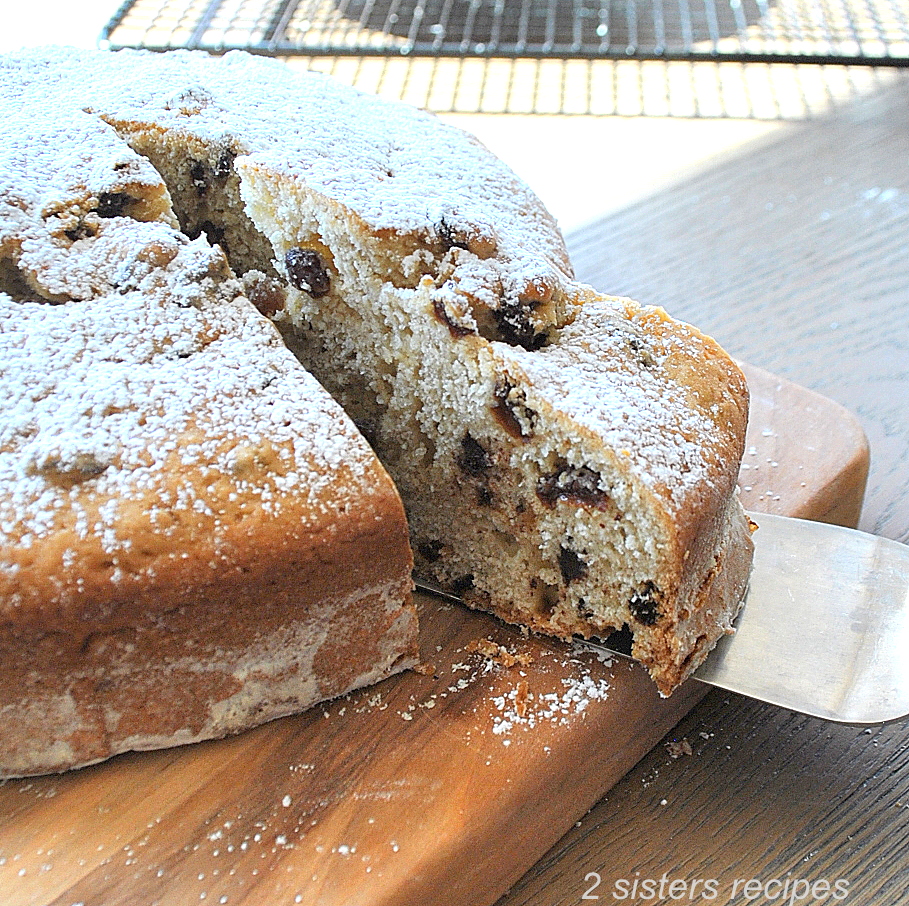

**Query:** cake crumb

left=514, top=680, right=531, bottom=719
left=666, top=738, right=693, bottom=758
left=465, top=638, right=534, bottom=669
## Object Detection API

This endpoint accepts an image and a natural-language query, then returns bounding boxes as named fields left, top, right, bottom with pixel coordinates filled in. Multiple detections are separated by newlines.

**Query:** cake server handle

left=685, top=511, right=909, bottom=724
left=416, top=513, right=909, bottom=725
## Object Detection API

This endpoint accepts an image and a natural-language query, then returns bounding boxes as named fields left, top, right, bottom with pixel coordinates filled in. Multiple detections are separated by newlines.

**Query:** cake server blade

left=687, top=512, right=909, bottom=725
left=416, top=513, right=909, bottom=725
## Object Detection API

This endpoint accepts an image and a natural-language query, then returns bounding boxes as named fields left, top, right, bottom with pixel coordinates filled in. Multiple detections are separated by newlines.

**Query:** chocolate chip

left=537, top=464, right=610, bottom=509
left=198, top=220, right=226, bottom=249
left=451, top=574, right=475, bottom=596
left=96, top=192, right=132, bottom=218
left=558, top=547, right=588, bottom=584
left=285, top=248, right=331, bottom=298
left=629, top=581, right=662, bottom=625
left=604, top=624, right=634, bottom=655
left=492, top=379, right=535, bottom=440
left=213, top=148, right=236, bottom=179
left=457, top=433, right=491, bottom=477
left=190, top=160, right=210, bottom=196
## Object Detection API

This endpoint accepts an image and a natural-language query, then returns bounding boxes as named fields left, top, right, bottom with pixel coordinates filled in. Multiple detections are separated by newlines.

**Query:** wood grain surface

left=0, top=363, right=867, bottom=906
left=498, top=73, right=909, bottom=906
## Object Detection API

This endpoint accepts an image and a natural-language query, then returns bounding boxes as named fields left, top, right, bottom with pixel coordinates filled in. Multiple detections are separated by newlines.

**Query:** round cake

left=0, top=47, right=753, bottom=778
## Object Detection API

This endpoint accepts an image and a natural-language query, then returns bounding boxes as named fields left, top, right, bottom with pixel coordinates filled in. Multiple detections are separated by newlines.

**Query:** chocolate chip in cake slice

left=558, top=546, right=588, bottom=584
left=629, top=581, right=662, bottom=625
left=189, top=160, right=210, bottom=196
left=417, top=540, right=444, bottom=563
left=457, top=433, right=491, bottom=477
left=96, top=191, right=133, bottom=218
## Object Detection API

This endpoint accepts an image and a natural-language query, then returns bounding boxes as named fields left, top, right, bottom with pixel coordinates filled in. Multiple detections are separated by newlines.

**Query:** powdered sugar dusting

left=1, top=46, right=571, bottom=306
left=0, top=225, right=380, bottom=601
left=505, top=297, right=740, bottom=501
left=491, top=669, right=612, bottom=737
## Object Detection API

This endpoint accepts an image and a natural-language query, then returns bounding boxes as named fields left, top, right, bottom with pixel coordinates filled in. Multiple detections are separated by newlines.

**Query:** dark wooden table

left=498, top=73, right=909, bottom=905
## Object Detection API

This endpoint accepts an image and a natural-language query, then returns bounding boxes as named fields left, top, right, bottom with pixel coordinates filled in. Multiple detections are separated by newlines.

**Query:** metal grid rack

left=101, top=0, right=909, bottom=114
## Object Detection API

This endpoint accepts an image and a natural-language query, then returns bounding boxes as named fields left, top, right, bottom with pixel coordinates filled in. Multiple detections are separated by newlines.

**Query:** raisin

left=432, top=297, right=475, bottom=338
left=492, top=379, right=535, bottom=440
left=628, top=334, right=656, bottom=368
left=96, top=192, right=131, bottom=218
left=492, top=301, right=548, bottom=350
left=436, top=216, right=497, bottom=258
left=537, top=464, right=610, bottom=509
left=558, top=547, right=588, bottom=584
left=457, top=433, right=491, bottom=476
left=629, top=581, right=661, bottom=625
left=437, top=216, right=471, bottom=252
left=417, top=540, right=444, bottom=563
left=31, top=452, right=110, bottom=484
left=64, top=218, right=97, bottom=242
left=285, top=248, right=331, bottom=298
left=243, top=273, right=285, bottom=318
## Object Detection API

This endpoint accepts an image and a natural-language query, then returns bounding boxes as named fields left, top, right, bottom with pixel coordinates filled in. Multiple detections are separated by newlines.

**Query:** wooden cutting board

left=0, top=363, right=869, bottom=906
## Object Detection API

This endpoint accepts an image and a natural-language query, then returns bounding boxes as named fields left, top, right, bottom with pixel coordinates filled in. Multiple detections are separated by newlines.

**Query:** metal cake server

left=688, top=512, right=909, bottom=725
left=417, top=513, right=909, bottom=725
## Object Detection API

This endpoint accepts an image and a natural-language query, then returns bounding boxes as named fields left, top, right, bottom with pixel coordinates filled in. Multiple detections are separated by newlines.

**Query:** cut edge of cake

left=1, top=47, right=754, bottom=720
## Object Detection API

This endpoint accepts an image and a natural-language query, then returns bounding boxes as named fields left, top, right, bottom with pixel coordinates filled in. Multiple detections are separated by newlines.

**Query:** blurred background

left=4, top=0, right=906, bottom=233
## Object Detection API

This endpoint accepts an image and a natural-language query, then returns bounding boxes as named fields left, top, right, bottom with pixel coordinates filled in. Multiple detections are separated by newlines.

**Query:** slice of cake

left=2, top=47, right=753, bottom=706
left=0, top=99, right=416, bottom=778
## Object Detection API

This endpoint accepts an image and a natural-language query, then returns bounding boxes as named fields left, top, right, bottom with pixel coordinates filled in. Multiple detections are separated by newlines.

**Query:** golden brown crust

left=0, top=216, right=416, bottom=778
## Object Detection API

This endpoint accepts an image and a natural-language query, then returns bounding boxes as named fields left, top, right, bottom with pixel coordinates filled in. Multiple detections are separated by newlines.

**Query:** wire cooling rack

left=101, top=0, right=909, bottom=114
